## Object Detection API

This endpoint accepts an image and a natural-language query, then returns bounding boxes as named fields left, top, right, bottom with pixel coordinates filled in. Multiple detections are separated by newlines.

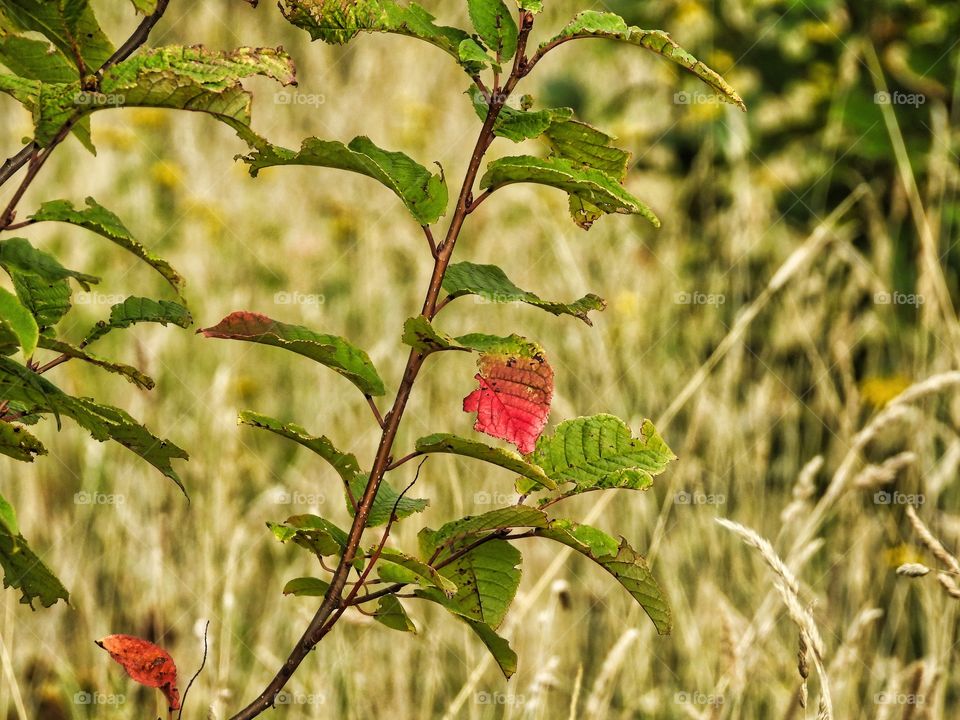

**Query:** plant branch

left=468, top=189, right=494, bottom=213
left=523, top=33, right=590, bottom=78
left=176, top=621, right=210, bottom=720
left=228, top=14, right=537, bottom=720
left=1, top=219, right=36, bottom=232
left=386, top=451, right=423, bottom=471
left=34, top=353, right=71, bottom=375
left=422, top=225, right=438, bottom=258
left=342, top=462, right=424, bottom=607
left=0, top=0, right=171, bottom=218
left=432, top=295, right=455, bottom=315
left=344, top=529, right=537, bottom=608
left=0, top=139, right=61, bottom=231
left=96, top=0, right=171, bottom=78
left=365, top=395, right=385, bottom=429
left=0, top=146, right=34, bottom=191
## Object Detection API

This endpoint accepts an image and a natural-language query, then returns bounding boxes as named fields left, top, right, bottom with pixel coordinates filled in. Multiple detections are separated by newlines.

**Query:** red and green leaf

left=462, top=348, right=553, bottom=455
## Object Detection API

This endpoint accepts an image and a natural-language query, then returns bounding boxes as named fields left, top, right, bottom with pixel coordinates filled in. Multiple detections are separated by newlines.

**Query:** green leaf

left=0, top=357, right=188, bottom=491
left=30, top=198, right=186, bottom=298
left=542, top=11, right=745, bottom=111
left=0, top=494, right=68, bottom=608
left=568, top=195, right=602, bottom=230
left=269, top=514, right=348, bottom=557
left=415, top=433, right=556, bottom=490
left=531, top=414, right=675, bottom=494
left=0, top=236, right=95, bottom=328
left=129, top=0, right=157, bottom=14
left=460, top=615, right=517, bottom=677
left=0, top=236, right=98, bottom=289
left=433, top=539, right=520, bottom=629
left=23, top=46, right=296, bottom=147
left=240, top=411, right=363, bottom=486
left=401, top=315, right=470, bottom=354
left=544, top=117, right=631, bottom=181
left=442, top=261, right=605, bottom=325
left=458, top=39, right=494, bottom=69
left=536, top=519, right=671, bottom=634
left=414, top=587, right=518, bottom=678
left=468, top=86, right=571, bottom=143
left=0, top=27, right=94, bottom=149
left=376, top=547, right=457, bottom=595
left=346, top=474, right=429, bottom=527
left=480, top=155, right=660, bottom=228
left=201, top=312, right=386, bottom=396
left=0, top=287, right=39, bottom=357
left=0, top=71, right=39, bottom=107
left=35, top=337, right=154, bottom=390
left=401, top=315, right=541, bottom=357
left=374, top=594, right=416, bottom=632
left=467, top=0, right=518, bottom=61
left=0, top=530, right=69, bottom=608
left=238, top=135, right=448, bottom=226
left=467, top=87, right=632, bottom=184
left=82, top=297, right=192, bottom=346
left=419, top=505, right=549, bottom=559
left=0, top=0, right=114, bottom=72
left=282, top=576, right=330, bottom=597
left=516, top=0, right=542, bottom=12
left=0, top=29, right=77, bottom=82
left=0, top=420, right=45, bottom=461
left=279, top=0, right=477, bottom=71
left=0, top=493, right=17, bottom=535
left=8, top=273, right=71, bottom=329
left=100, top=44, right=296, bottom=103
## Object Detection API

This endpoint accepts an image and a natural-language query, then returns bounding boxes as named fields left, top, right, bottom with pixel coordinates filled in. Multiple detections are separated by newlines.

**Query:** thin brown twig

left=422, top=225, right=438, bottom=258
left=96, top=0, right=171, bottom=78
left=34, top=354, right=71, bottom=375
left=176, top=621, right=210, bottom=720
left=0, top=0, right=171, bottom=220
left=1, top=219, right=36, bottom=232
left=0, top=145, right=34, bottom=190
left=341, top=461, right=425, bottom=609
left=467, top=189, right=494, bottom=213
left=345, top=530, right=537, bottom=608
left=365, top=395, right=385, bottom=429
left=386, top=451, right=423, bottom=471
left=433, top=295, right=454, bottom=315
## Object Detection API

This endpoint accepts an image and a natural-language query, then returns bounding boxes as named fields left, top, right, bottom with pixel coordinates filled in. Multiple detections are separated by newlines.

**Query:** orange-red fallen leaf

left=463, top=351, right=554, bottom=454
left=96, top=634, right=180, bottom=710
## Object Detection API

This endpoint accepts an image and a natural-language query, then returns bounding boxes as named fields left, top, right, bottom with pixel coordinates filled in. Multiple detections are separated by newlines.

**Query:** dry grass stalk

left=585, top=629, right=640, bottom=720
left=935, top=573, right=960, bottom=599
left=780, top=456, right=823, bottom=525
left=902, top=662, right=925, bottom=720
left=566, top=664, right=583, bottom=720
left=797, top=630, right=810, bottom=709
left=716, top=518, right=833, bottom=718
left=852, top=452, right=917, bottom=489
left=896, top=563, right=932, bottom=578
left=905, top=506, right=960, bottom=575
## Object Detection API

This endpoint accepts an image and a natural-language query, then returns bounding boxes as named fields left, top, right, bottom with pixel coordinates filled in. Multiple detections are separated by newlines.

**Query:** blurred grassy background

left=2, top=0, right=960, bottom=718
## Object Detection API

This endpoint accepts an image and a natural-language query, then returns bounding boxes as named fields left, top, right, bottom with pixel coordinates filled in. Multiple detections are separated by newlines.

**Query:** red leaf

left=96, top=634, right=180, bottom=710
left=463, top=351, right=554, bottom=454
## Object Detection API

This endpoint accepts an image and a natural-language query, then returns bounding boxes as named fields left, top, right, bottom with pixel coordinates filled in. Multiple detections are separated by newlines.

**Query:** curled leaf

left=96, top=634, right=180, bottom=710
